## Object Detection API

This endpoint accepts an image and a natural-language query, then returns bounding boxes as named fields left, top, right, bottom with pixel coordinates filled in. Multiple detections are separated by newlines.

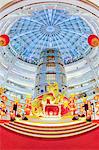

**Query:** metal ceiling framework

left=8, top=8, right=93, bottom=65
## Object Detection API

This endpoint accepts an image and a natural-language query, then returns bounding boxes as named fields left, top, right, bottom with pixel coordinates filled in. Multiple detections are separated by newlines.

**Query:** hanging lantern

left=88, top=34, right=99, bottom=47
left=1, top=95, right=8, bottom=102
left=0, top=34, right=10, bottom=46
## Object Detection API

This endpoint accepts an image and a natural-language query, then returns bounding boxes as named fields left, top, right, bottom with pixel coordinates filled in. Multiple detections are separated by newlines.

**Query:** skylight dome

left=8, top=9, right=93, bottom=65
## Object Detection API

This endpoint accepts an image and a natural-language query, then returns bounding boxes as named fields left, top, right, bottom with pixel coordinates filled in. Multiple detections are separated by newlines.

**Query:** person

left=72, top=114, right=79, bottom=120
left=83, top=101, right=88, bottom=116
left=86, top=110, right=92, bottom=122
left=13, top=102, right=17, bottom=116
left=79, top=105, right=85, bottom=117
left=17, top=113, right=21, bottom=117
left=10, top=111, right=15, bottom=121
left=17, top=104, right=22, bottom=117
left=78, top=113, right=85, bottom=117
left=22, top=113, right=28, bottom=120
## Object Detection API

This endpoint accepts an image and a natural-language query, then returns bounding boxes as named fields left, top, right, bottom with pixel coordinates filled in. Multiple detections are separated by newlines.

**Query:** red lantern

left=0, top=34, right=10, bottom=46
left=1, top=95, right=8, bottom=101
left=88, top=34, right=99, bottom=47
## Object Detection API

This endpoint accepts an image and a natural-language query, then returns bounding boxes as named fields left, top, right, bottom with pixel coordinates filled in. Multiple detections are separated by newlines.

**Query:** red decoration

left=25, top=108, right=30, bottom=115
left=61, top=104, right=70, bottom=116
left=38, top=95, right=43, bottom=100
left=0, top=34, right=10, bottom=46
left=63, top=96, right=69, bottom=101
left=47, top=99, right=50, bottom=104
left=88, top=34, right=99, bottom=47
left=45, top=105, right=59, bottom=116
left=1, top=95, right=8, bottom=101
left=26, top=104, right=32, bottom=110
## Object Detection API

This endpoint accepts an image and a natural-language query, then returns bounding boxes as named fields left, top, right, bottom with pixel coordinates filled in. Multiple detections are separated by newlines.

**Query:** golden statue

left=31, top=82, right=69, bottom=117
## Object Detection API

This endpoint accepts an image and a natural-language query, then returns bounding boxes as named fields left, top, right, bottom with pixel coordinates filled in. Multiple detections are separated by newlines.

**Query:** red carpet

left=0, top=126, right=99, bottom=150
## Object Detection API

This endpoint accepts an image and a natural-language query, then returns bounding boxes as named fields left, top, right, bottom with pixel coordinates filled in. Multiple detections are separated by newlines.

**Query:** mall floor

left=0, top=125, right=99, bottom=150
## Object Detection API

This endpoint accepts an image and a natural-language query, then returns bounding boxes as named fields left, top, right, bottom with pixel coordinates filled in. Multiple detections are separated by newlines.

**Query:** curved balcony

left=4, top=82, right=33, bottom=95
left=67, top=81, right=97, bottom=94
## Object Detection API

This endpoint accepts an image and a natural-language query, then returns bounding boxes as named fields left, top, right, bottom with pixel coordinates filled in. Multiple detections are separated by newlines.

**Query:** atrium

left=0, top=0, right=99, bottom=140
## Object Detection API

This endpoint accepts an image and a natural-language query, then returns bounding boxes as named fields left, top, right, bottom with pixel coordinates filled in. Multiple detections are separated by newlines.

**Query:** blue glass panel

left=8, top=9, right=93, bottom=64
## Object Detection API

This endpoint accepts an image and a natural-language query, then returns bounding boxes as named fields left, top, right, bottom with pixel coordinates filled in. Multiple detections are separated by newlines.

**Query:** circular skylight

left=8, top=9, right=93, bottom=65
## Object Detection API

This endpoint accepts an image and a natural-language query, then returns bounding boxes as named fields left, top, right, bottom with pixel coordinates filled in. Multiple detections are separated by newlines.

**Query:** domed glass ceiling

left=8, top=9, right=93, bottom=65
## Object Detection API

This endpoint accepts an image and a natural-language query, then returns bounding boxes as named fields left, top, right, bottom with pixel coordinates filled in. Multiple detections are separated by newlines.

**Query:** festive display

left=0, top=82, right=98, bottom=131
left=94, top=95, right=99, bottom=115
left=96, top=102, right=99, bottom=115
left=88, top=34, right=99, bottom=47
left=0, top=34, right=10, bottom=46
left=94, top=95, right=99, bottom=100
left=68, top=95, right=77, bottom=115
left=31, top=82, right=70, bottom=117
left=0, top=87, right=5, bottom=96
left=25, top=108, right=31, bottom=115
left=45, top=105, right=59, bottom=116
left=1, top=95, right=8, bottom=102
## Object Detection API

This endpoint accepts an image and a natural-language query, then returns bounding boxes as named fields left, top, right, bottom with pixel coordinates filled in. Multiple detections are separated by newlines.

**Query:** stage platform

left=1, top=115, right=99, bottom=138
left=15, top=115, right=86, bottom=126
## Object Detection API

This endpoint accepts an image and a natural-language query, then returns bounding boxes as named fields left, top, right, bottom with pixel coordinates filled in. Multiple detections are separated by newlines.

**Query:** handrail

left=80, top=0, right=99, bottom=10
left=0, top=0, right=22, bottom=12
left=0, top=0, right=98, bottom=14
